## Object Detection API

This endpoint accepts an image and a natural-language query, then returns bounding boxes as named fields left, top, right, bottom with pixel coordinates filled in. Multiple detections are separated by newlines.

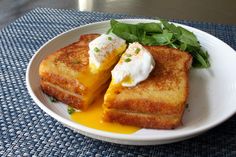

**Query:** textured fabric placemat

left=0, top=8, right=235, bottom=157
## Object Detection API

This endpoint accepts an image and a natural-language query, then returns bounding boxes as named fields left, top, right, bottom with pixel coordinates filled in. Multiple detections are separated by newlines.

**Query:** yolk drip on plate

left=71, top=95, right=140, bottom=134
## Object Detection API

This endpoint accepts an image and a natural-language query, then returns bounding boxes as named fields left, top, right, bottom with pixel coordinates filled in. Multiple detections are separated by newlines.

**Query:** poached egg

left=88, top=33, right=126, bottom=73
left=111, top=42, right=155, bottom=87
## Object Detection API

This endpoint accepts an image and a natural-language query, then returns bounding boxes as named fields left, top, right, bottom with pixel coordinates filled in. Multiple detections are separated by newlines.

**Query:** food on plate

left=109, top=42, right=155, bottom=87
left=108, top=19, right=210, bottom=68
left=39, top=19, right=206, bottom=131
left=70, top=93, right=139, bottom=134
left=103, top=45, right=192, bottom=129
left=39, top=34, right=126, bottom=110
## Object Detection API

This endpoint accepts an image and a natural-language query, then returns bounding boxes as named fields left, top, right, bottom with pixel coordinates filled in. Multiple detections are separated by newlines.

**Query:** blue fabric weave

left=0, top=8, right=235, bottom=157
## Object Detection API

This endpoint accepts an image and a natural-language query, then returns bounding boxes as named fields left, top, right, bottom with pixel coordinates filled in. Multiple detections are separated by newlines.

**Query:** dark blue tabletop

left=0, top=8, right=235, bottom=157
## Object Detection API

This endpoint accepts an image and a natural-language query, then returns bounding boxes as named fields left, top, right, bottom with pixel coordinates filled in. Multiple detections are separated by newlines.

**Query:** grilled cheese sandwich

left=103, top=46, right=192, bottom=129
left=40, top=32, right=192, bottom=129
left=39, top=34, right=126, bottom=110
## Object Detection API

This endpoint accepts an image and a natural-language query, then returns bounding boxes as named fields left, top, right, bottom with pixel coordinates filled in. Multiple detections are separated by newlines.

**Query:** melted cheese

left=71, top=94, right=139, bottom=134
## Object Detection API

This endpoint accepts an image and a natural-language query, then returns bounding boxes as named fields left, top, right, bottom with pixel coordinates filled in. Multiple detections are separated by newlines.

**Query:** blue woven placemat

left=0, top=8, right=235, bottom=157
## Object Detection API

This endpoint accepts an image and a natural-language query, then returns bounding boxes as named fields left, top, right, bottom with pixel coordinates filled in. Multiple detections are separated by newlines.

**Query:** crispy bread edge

left=103, top=46, right=192, bottom=129
left=105, top=46, right=193, bottom=115
left=103, top=109, right=182, bottom=129
left=41, top=80, right=86, bottom=110
left=39, top=34, right=101, bottom=110
left=41, top=79, right=109, bottom=110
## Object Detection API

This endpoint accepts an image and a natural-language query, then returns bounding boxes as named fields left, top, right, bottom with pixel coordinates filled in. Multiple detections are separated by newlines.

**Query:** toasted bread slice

left=39, top=34, right=112, bottom=110
left=103, top=46, right=192, bottom=129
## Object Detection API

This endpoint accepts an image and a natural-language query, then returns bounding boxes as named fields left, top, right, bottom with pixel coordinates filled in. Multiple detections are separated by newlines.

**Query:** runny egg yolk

left=71, top=94, right=140, bottom=134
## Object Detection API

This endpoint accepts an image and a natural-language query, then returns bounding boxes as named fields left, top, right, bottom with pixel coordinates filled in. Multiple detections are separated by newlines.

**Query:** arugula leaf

left=111, top=22, right=140, bottom=42
left=108, top=19, right=210, bottom=68
left=152, top=32, right=173, bottom=45
left=178, top=26, right=200, bottom=47
left=138, top=22, right=162, bottom=33
left=195, top=49, right=210, bottom=68
left=180, top=42, right=187, bottom=51
left=160, top=19, right=181, bottom=38
left=118, top=32, right=139, bottom=42
left=186, top=46, right=210, bottom=68
left=110, top=19, right=119, bottom=26
left=140, top=35, right=157, bottom=46
left=107, top=19, right=120, bottom=34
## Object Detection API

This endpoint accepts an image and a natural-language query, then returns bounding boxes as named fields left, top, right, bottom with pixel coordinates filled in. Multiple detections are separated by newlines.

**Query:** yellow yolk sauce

left=71, top=95, right=140, bottom=134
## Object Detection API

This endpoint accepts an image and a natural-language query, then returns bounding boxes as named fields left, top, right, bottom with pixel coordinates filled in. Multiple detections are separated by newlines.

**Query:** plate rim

left=26, top=18, right=236, bottom=143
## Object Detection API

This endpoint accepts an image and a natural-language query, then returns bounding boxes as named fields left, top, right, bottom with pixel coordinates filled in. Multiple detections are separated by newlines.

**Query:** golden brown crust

left=105, top=99, right=184, bottom=114
left=40, top=72, right=87, bottom=96
left=56, top=46, right=89, bottom=71
left=41, top=81, right=85, bottom=110
left=78, top=34, right=100, bottom=47
left=103, top=46, right=192, bottom=129
left=104, top=46, right=192, bottom=114
left=54, top=34, right=100, bottom=72
left=103, top=109, right=182, bottom=129
left=39, top=34, right=100, bottom=110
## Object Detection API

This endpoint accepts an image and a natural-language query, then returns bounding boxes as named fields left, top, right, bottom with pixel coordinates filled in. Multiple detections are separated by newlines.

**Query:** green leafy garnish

left=67, top=106, right=75, bottom=115
left=135, top=48, right=141, bottom=54
left=94, top=47, right=100, bottom=53
left=108, top=19, right=210, bottom=68
left=108, top=36, right=112, bottom=41
left=49, top=96, right=57, bottom=102
left=125, top=58, right=131, bottom=62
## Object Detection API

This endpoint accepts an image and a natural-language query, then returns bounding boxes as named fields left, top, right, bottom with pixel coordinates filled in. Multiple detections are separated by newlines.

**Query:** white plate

left=26, top=19, right=236, bottom=145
